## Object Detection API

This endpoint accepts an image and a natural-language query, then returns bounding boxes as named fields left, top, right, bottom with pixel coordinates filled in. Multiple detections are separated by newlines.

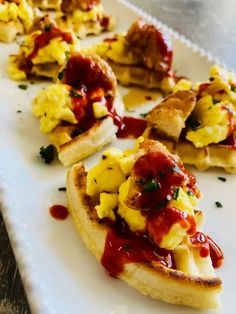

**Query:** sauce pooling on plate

left=49, top=204, right=69, bottom=220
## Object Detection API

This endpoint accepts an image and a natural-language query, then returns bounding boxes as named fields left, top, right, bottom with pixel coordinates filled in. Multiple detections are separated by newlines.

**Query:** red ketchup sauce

left=117, top=116, right=147, bottom=138
left=190, top=232, right=224, bottom=268
left=61, top=54, right=148, bottom=139
left=20, top=24, right=73, bottom=74
left=49, top=205, right=69, bottom=220
left=101, top=215, right=175, bottom=277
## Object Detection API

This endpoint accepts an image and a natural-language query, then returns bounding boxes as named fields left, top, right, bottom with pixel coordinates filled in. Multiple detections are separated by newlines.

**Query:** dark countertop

left=1, top=1, right=235, bottom=313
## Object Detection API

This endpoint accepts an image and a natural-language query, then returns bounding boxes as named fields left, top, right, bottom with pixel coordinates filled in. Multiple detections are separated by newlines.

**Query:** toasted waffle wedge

left=56, top=0, right=115, bottom=38
left=33, top=52, right=124, bottom=166
left=67, top=139, right=223, bottom=309
left=7, top=18, right=79, bottom=81
left=145, top=66, right=236, bottom=173
left=0, top=0, right=34, bottom=42
left=88, top=19, right=175, bottom=93
left=32, top=0, right=61, bottom=10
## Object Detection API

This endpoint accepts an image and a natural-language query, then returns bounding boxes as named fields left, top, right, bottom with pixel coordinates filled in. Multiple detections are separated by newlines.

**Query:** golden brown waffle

left=49, top=94, right=123, bottom=166
left=67, top=162, right=222, bottom=309
left=145, top=128, right=236, bottom=173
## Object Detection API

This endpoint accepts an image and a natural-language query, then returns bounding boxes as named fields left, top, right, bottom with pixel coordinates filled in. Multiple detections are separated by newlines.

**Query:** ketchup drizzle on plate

left=101, top=215, right=175, bottom=277
left=49, top=205, right=69, bottom=220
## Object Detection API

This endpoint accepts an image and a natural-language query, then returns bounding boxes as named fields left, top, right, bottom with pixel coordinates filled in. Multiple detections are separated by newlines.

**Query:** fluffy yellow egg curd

left=186, top=65, right=236, bottom=148
left=0, top=0, right=34, bottom=42
left=8, top=22, right=79, bottom=81
left=56, top=1, right=115, bottom=38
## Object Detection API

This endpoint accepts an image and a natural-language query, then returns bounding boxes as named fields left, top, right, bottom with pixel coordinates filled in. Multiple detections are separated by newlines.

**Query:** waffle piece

left=88, top=19, right=175, bottom=93
left=56, top=0, right=115, bottom=38
left=33, top=53, right=124, bottom=166
left=146, top=81, right=236, bottom=173
left=66, top=139, right=223, bottom=309
left=7, top=19, right=79, bottom=81
left=0, top=0, right=34, bottom=42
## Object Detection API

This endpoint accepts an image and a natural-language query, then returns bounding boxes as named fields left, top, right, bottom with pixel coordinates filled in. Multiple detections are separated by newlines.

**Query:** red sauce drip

left=101, top=216, right=175, bottom=277
left=190, top=231, right=209, bottom=258
left=49, top=205, right=69, bottom=220
left=219, top=134, right=236, bottom=149
left=63, top=54, right=113, bottom=91
left=133, top=151, right=196, bottom=210
left=100, top=16, right=109, bottom=28
left=19, top=24, right=73, bottom=74
left=117, top=116, right=147, bottom=138
left=147, top=207, right=196, bottom=247
left=154, top=29, right=173, bottom=72
left=197, top=83, right=211, bottom=98
left=145, top=95, right=153, bottom=100
left=190, top=232, right=224, bottom=268
left=221, top=104, right=236, bottom=135
left=104, top=37, right=118, bottom=42
left=207, top=236, right=224, bottom=268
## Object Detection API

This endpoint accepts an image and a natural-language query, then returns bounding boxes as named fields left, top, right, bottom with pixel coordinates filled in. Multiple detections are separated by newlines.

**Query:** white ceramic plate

left=0, top=0, right=235, bottom=313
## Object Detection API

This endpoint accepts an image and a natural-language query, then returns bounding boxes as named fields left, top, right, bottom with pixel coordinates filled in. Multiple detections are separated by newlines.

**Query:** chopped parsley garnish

left=39, top=145, right=55, bottom=164
left=188, top=117, right=201, bottom=130
left=173, top=187, right=180, bottom=200
left=140, top=112, right=148, bottom=118
left=18, top=84, right=28, bottom=90
left=212, top=99, right=221, bottom=104
left=209, top=77, right=214, bottom=82
left=215, top=201, right=223, bottom=208
left=231, top=85, right=236, bottom=92
left=158, top=171, right=166, bottom=178
left=187, top=190, right=194, bottom=196
left=218, top=176, right=226, bottom=182
left=44, top=24, right=52, bottom=32
left=16, top=110, right=22, bottom=113
left=58, top=69, right=65, bottom=80
left=58, top=187, right=66, bottom=192
left=69, top=90, right=83, bottom=98
left=123, top=243, right=131, bottom=252
left=143, top=178, right=161, bottom=192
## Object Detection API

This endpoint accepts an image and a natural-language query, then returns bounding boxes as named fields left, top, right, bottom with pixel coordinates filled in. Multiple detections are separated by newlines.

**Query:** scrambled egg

left=186, top=65, right=236, bottom=148
left=32, top=84, right=77, bottom=133
left=0, top=0, right=33, bottom=31
left=71, top=4, right=104, bottom=23
left=87, top=139, right=199, bottom=250
left=8, top=29, right=80, bottom=81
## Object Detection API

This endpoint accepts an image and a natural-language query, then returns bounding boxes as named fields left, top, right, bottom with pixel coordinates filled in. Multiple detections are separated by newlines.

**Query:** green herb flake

left=173, top=188, right=180, bottom=200
left=123, top=243, right=131, bottom=252
left=69, top=90, right=83, bottom=98
left=58, top=69, right=65, bottom=80
left=16, top=110, right=22, bottom=113
left=212, top=99, right=221, bottom=105
left=188, top=117, right=201, bottom=130
left=215, top=201, right=223, bottom=208
left=143, top=178, right=161, bottom=192
left=209, top=77, right=214, bottom=82
left=187, top=190, right=194, bottom=196
left=231, top=85, right=236, bottom=92
left=58, top=187, right=66, bottom=192
left=39, top=145, right=55, bottom=164
left=44, top=23, right=52, bottom=32
left=140, top=112, right=148, bottom=118
left=18, top=84, right=28, bottom=90
left=218, top=176, right=227, bottom=182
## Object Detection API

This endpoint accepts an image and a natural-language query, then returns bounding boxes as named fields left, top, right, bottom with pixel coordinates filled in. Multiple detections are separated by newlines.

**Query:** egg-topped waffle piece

left=67, top=138, right=223, bottom=309
left=7, top=17, right=80, bottom=81
left=56, top=0, right=115, bottom=38
left=88, top=19, right=176, bottom=94
left=32, top=52, right=124, bottom=166
left=0, top=0, right=34, bottom=42
left=145, top=65, right=236, bottom=173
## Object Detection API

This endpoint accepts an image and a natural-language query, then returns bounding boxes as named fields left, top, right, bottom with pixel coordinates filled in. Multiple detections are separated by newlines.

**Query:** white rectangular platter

left=0, top=0, right=236, bottom=313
